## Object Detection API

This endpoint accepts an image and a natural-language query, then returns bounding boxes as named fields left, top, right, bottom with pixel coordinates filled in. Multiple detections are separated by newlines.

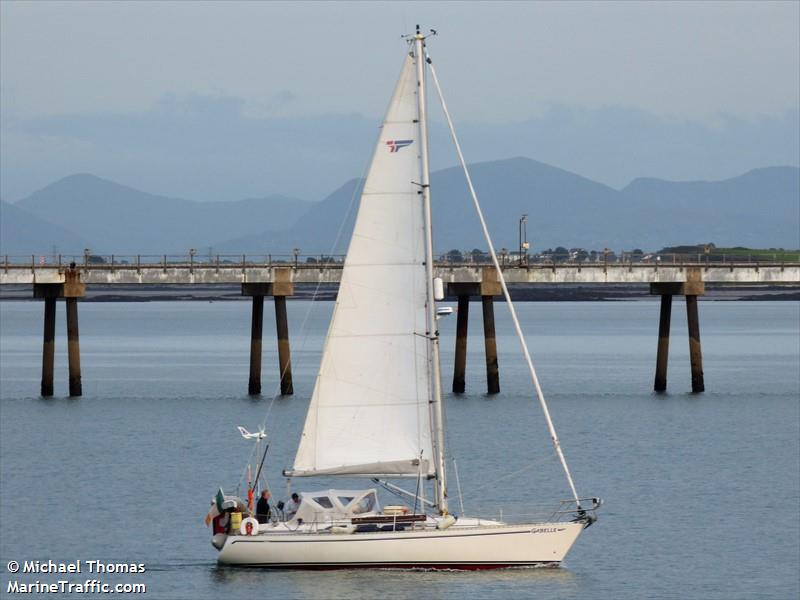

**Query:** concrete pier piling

left=654, top=294, right=673, bottom=392
left=243, top=270, right=294, bottom=396
left=452, top=295, right=470, bottom=394
left=650, top=277, right=705, bottom=393
left=65, top=297, right=82, bottom=396
left=448, top=268, right=502, bottom=395
left=274, top=295, right=293, bottom=396
left=248, top=295, right=264, bottom=395
left=34, top=267, right=85, bottom=397
left=41, top=297, right=56, bottom=397
left=482, top=295, right=500, bottom=395
left=686, top=295, right=705, bottom=393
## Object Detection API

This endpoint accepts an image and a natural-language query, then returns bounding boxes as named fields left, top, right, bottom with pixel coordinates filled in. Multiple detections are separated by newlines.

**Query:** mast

left=414, top=27, right=448, bottom=515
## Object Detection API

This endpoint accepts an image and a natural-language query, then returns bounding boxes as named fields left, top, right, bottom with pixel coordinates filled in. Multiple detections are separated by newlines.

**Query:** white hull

left=217, top=521, right=585, bottom=570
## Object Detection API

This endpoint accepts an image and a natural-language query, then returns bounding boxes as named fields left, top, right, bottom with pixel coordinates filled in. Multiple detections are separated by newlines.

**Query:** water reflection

left=210, top=563, right=577, bottom=600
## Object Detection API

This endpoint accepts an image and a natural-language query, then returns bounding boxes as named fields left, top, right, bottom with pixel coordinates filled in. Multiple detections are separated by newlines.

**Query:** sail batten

left=289, top=53, right=435, bottom=479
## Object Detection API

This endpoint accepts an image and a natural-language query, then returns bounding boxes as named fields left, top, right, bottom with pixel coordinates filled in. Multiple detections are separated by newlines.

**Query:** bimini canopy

left=293, top=489, right=380, bottom=524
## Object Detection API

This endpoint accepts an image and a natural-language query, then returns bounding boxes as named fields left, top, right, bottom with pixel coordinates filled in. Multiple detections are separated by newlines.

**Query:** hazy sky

left=1, top=1, right=798, bottom=201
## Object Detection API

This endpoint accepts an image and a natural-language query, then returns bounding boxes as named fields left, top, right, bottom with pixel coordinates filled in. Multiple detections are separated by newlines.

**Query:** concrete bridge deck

left=3, top=257, right=799, bottom=286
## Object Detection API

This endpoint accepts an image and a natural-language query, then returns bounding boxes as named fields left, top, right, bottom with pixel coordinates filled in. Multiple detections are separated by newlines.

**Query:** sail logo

left=386, top=139, right=414, bottom=153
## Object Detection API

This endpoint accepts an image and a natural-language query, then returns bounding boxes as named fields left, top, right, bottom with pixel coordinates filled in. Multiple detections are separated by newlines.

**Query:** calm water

left=1, top=300, right=798, bottom=599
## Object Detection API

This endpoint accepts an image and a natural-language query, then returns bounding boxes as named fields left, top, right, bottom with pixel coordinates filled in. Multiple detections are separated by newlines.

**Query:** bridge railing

left=1, top=254, right=348, bottom=268
left=439, top=251, right=800, bottom=267
left=2, top=252, right=799, bottom=269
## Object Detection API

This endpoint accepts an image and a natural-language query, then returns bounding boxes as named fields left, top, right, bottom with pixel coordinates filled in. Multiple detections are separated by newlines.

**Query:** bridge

left=3, top=253, right=798, bottom=401
left=2, top=253, right=798, bottom=286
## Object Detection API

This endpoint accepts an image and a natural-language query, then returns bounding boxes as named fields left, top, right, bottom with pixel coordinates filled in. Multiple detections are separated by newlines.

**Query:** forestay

left=286, top=53, right=436, bottom=479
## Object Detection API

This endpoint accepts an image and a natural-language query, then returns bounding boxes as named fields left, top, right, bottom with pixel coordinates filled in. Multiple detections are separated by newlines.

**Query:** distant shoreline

left=1, top=284, right=798, bottom=302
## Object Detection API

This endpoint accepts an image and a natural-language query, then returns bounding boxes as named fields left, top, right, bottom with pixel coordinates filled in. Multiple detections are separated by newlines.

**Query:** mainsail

left=287, top=53, right=436, bottom=478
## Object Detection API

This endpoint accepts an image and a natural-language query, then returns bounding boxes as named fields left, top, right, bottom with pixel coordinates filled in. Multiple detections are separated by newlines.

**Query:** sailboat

left=210, top=27, right=600, bottom=570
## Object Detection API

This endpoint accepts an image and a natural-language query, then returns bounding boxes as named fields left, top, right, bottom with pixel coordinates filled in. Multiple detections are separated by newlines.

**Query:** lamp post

left=189, top=248, right=196, bottom=270
left=518, top=214, right=528, bottom=265
left=293, top=248, right=301, bottom=268
left=83, top=248, right=91, bottom=267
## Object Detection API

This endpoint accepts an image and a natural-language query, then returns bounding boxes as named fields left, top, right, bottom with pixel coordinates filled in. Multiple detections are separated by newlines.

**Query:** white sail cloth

left=287, top=53, right=435, bottom=479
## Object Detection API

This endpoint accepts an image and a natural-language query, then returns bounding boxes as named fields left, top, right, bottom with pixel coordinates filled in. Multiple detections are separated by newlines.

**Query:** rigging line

left=234, top=145, right=371, bottom=494
left=372, top=476, right=434, bottom=511
left=453, top=457, right=465, bottom=516
left=426, top=55, right=582, bottom=508
left=247, top=108, right=375, bottom=488
left=260, top=148, right=368, bottom=430
left=252, top=443, right=271, bottom=494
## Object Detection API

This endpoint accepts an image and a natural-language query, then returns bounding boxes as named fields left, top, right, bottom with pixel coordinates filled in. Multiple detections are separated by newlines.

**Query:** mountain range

left=2, top=158, right=798, bottom=256
left=3, top=174, right=310, bottom=255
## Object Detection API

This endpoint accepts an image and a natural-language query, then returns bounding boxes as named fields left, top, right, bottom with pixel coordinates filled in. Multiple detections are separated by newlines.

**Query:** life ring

left=240, top=517, right=259, bottom=536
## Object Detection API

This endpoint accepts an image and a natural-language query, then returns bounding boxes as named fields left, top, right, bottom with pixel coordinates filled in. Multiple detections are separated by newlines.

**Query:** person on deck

left=256, top=490, right=272, bottom=524
left=285, top=493, right=301, bottom=520
left=212, top=512, right=229, bottom=535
